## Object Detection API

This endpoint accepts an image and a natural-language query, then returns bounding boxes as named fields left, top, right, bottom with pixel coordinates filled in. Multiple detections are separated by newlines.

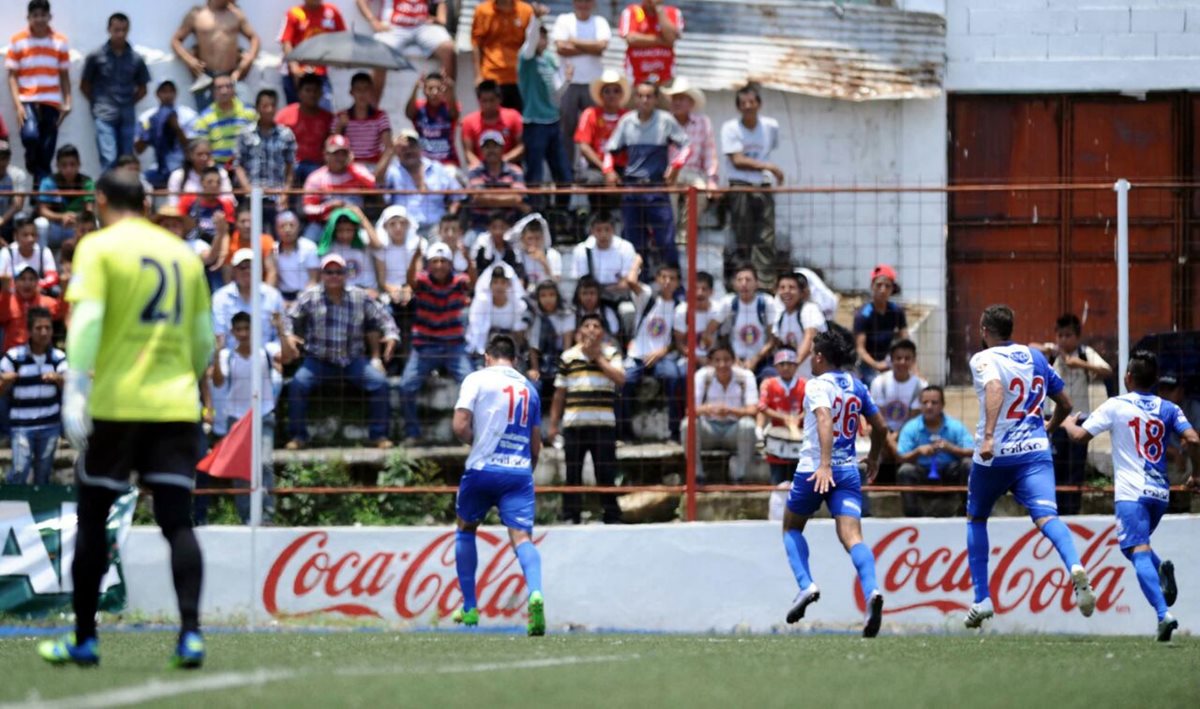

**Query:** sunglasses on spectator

left=323, top=269, right=346, bottom=276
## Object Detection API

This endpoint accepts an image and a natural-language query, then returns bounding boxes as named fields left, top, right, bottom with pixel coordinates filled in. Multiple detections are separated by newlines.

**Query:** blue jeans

left=621, top=192, right=677, bottom=275
left=20, top=103, right=59, bottom=185
left=288, top=356, right=390, bottom=442
left=9, top=424, right=60, bottom=485
left=622, top=354, right=684, bottom=439
left=524, top=121, right=572, bottom=187
left=93, top=110, right=137, bottom=171
left=399, top=343, right=473, bottom=438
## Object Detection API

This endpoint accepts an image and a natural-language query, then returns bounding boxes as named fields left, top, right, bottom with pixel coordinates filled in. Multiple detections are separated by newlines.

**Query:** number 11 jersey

left=65, top=217, right=212, bottom=423
left=455, top=365, right=542, bottom=475
left=969, top=343, right=1065, bottom=467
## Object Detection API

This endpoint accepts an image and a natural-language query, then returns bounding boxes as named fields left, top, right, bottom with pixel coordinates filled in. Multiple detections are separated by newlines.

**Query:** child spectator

left=333, top=73, right=394, bottom=178
left=572, top=210, right=640, bottom=303
left=510, top=214, right=560, bottom=289
left=527, top=280, right=574, bottom=416
left=870, top=338, right=926, bottom=435
left=224, top=202, right=279, bottom=287
left=276, top=73, right=335, bottom=189
left=0, top=306, right=65, bottom=483
left=211, top=311, right=297, bottom=523
left=518, top=10, right=572, bottom=199
left=0, top=141, right=32, bottom=243
left=573, top=274, right=621, bottom=348
left=0, top=218, right=57, bottom=293
left=673, top=270, right=723, bottom=365
left=757, top=347, right=807, bottom=484
left=235, top=88, right=296, bottom=221
left=721, top=264, right=777, bottom=379
left=399, top=242, right=473, bottom=443
left=471, top=211, right=527, bottom=281
left=622, top=263, right=684, bottom=441
left=471, top=0, right=535, bottom=110
left=317, top=205, right=385, bottom=295
left=685, top=340, right=758, bottom=484
left=854, top=263, right=908, bottom=385
left=273, top=211, right=318, bottom=302
left=405, top=72, right=461, bottom=168
left=377, top=205, right=427, bottom=304
left=434, top=213, right=474, bottom=280
left=0, top=266, right=64, bottom=352
left=772, top=271, right=826, bottom=380
left=466, top=267, right=528, bottom=361
left=36, top=145, right=93, bottom=249
left=6, top=0, right=71, bottom=185
left=461, top=81, right=524, bottom=169
left=166, top=138, right=234, bottom=206
left=178, top=166, right=237, bottom=247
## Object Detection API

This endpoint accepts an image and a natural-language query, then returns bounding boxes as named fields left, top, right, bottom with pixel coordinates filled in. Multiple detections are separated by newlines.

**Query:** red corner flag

left=197, top=410, right=254, bottom=481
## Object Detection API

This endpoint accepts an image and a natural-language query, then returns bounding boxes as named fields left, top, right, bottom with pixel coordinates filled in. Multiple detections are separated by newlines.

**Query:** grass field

left=0, top=630, right=1196, bottom=708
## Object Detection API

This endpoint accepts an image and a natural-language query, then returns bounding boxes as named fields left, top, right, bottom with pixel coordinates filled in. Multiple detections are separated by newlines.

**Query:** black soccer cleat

left=786, top=584, right=820, bottom=624
left=863, top=592, right=884, bottom=638
left=1159, top=560, right=1177, bottom=607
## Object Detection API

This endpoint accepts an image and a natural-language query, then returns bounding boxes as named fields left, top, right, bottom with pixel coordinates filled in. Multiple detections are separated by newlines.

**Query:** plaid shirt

left=288, top=286, right=399, bottom=365
left=671, top=112, right=718, bottom=182
left=237, top=123, right=297, bottom=188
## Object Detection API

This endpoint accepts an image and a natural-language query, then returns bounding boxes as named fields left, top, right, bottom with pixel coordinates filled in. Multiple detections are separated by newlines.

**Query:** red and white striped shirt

left=5, top=28, right=70, bottom=108
left=336, top=108, right=391, bottom=163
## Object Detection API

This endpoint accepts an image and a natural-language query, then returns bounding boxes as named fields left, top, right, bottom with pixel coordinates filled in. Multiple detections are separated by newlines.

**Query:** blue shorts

left=1114, top=498, right=1167, bottom=550
left=966, top=458, right=1058, bottom=520
left=786, top=466, right=863, bottom=518
left=456, top=470, right=536, bottom=533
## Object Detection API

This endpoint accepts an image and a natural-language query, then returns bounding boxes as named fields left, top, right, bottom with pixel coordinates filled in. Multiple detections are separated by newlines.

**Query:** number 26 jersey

left=798, top=371, right=878, bottom=472
left=969, top=343, right=1064, bottom=467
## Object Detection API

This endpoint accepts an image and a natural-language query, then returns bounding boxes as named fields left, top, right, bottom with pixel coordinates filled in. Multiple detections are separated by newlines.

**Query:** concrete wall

left=945, top=0, right=1200, bottom=92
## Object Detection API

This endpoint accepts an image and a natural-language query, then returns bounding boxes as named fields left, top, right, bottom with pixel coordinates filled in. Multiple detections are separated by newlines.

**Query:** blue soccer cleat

left=38, top=634, right=99, bottom=667
left=170, top=631, right=206, bottom=669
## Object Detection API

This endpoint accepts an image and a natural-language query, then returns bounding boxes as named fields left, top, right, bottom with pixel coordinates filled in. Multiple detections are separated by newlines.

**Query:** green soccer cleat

left=527, top=591, right=545, bottom=637
left=38, top=633, right=99, bottom=667
left=452, top=607, right=480, bottom=627
left=169, top=631, right=205, bottom=670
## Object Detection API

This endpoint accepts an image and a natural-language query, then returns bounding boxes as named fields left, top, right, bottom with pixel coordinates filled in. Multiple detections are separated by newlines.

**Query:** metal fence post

left=1113, top=179, right=1130, bottom=394
left=684, top=185, right=699, bottom=521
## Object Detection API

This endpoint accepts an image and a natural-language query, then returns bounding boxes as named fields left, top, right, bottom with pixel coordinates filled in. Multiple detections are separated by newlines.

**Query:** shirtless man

left=172, top=0, right=261, bottom=110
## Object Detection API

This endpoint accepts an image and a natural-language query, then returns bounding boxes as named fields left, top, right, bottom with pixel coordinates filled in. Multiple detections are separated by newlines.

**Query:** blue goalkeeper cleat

left=527, top=591, right=546, bottom=637
left=38, top=633, right=99, bottom=667
left=170, top=631, right=206, bottom=669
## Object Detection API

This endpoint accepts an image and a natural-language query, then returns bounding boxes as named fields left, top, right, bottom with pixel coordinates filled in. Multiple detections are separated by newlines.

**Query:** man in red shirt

left=301, top=135, right=377, bottom=240
left=356, top=0, right=455, bottom=99
left=618, top=0, right=683, bottom=86
left=276, top=73, right=333, bottom=191
left=575, top=70, right=630, bottom=212
left=279, top=0, right=346, bottom=109
left=460, top=80, right=524, bottom=169
left=758, top=347, right=807, bottom=485
left=0, top=267, right=64, bottom=352
left=471, top=0, right=536, bottom=110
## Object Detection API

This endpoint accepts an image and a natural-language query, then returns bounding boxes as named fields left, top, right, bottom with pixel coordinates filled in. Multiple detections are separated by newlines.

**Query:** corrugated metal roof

left=456, top=0, right=945, bottom=101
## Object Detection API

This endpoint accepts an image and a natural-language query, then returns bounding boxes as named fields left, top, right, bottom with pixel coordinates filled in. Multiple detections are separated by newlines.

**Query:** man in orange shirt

left=0, top=266, right=65, bottom=353
left=5, top=1, right=71, bottom=185
left=471, top=0, right=540, bottom=111
left=279, top=0, right=346, bottom=110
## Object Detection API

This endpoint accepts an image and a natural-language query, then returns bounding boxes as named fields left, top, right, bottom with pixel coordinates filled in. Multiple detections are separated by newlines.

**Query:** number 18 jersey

left=455, top=365, right=542, bottom=475
left=65, top=218, right=213, bottom=422
left=969, top=343, right=1064, bottom=466
left=1082, top=393, right=1192, bottom=503
left=798, top=370, right=878, bottom=472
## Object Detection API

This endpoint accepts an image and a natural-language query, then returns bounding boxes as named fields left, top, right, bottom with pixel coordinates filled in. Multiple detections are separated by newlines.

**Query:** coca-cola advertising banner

left=120, top=517, right=1198, bottom=635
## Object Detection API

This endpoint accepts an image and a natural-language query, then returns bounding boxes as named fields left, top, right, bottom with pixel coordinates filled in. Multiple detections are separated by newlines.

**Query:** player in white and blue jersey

left=782, top=329, right=890, bottom=637
left=1063, top=350, right=1199, bottom=641
left=451, top=334, right=546, bottom=636
left=964, top=305, right=1096, bottom=629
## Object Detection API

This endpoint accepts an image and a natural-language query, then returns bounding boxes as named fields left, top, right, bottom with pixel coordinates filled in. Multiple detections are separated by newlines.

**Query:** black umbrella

left=286, top=31, right=415, bottom=71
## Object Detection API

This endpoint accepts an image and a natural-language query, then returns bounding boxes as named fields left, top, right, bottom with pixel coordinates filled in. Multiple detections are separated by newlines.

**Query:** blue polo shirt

left=81, top=41, right=150, bottom=121
left=897, top=413, right=973, bottom=468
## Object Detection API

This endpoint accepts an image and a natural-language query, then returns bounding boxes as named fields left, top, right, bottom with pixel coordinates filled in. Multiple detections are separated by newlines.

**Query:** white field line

left=4, top=653, right=641, bottom=709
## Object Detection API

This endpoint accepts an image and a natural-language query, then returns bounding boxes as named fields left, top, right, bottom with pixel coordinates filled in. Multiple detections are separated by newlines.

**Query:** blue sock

left=967, top=520, right=991, bottom=603
left=515, top=541, right=542, bottom=596
left=455, top=530, right=478, bottom=611
left=1151, top=550, right=1162, bottom=571
left=849, top=543, right=879, bottom=598
left=1132, top=550, right=1169, bottom=621
left=782, top=530, right=814, bottom=590
left=1039, top=517, right=1081, bottom=569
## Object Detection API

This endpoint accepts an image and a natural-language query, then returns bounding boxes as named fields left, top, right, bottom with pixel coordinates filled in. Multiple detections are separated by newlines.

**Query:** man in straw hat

left=574, top=70, right=630, bottom=213
left=663, top=76, right=717, bottom=243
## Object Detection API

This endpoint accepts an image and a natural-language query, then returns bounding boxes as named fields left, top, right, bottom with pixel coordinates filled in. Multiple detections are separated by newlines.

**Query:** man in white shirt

left=673, top=270, right=724, bottom=365
left=721, top=264, right=777, bottom=379
left=552, top=0, right=611, bottom=169
left=621, top=264, right=683, bottom=441
left=721, top=83, right=783, bottom=288
left=572, top=209, right=642, bottom=303
left=683, top=341, right=758, bottom=483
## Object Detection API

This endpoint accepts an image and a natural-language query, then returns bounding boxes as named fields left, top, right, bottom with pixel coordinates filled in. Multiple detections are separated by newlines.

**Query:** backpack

left=721, top=292, right=770, bottom=338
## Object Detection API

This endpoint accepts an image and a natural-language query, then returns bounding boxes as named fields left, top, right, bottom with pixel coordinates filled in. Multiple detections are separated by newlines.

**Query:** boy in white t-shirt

left=0, top=218, right=57, bottom=293
left=721, top=263, right=777, bottom=379
left=673, top=270, right=725, bottom=365
left=870, top=338, right=926, bottom=483
left=772, top=271, right=826, bottom=380
left=621, top=263, right=683, bottom=441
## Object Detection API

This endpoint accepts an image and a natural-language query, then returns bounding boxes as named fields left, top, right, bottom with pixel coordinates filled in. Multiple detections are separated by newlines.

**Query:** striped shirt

left=336, top=107, right=391, bottom=163
left=0, top=345, right=67, bottom=428
left=411, top=271, right=471, bottom=347
left=555, top=344, right=622, bottom=428
left=302, top=164, right=377, bottom=223
left=194, top=99, right=258, bottom=164
left=288, top=285, right=399, bottom=366
left=5, top=28, right=69, bottom=107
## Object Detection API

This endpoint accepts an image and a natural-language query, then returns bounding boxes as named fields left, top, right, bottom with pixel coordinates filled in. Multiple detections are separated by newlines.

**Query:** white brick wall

left=947, top=0, right=1200, bottom=92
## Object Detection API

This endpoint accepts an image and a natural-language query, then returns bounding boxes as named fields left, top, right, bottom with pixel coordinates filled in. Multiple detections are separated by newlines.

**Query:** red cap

left=325, top=134, right=351, bottom=153
left=870, top=264, right=900, bottom=294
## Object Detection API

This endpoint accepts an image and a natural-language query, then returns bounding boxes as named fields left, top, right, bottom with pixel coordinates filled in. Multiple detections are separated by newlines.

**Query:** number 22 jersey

left=1082, top=393, right=1192, bottom=503
left=969, top=343, right=1064, bottom=467
left=798, top=371, right=878, bottom=472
